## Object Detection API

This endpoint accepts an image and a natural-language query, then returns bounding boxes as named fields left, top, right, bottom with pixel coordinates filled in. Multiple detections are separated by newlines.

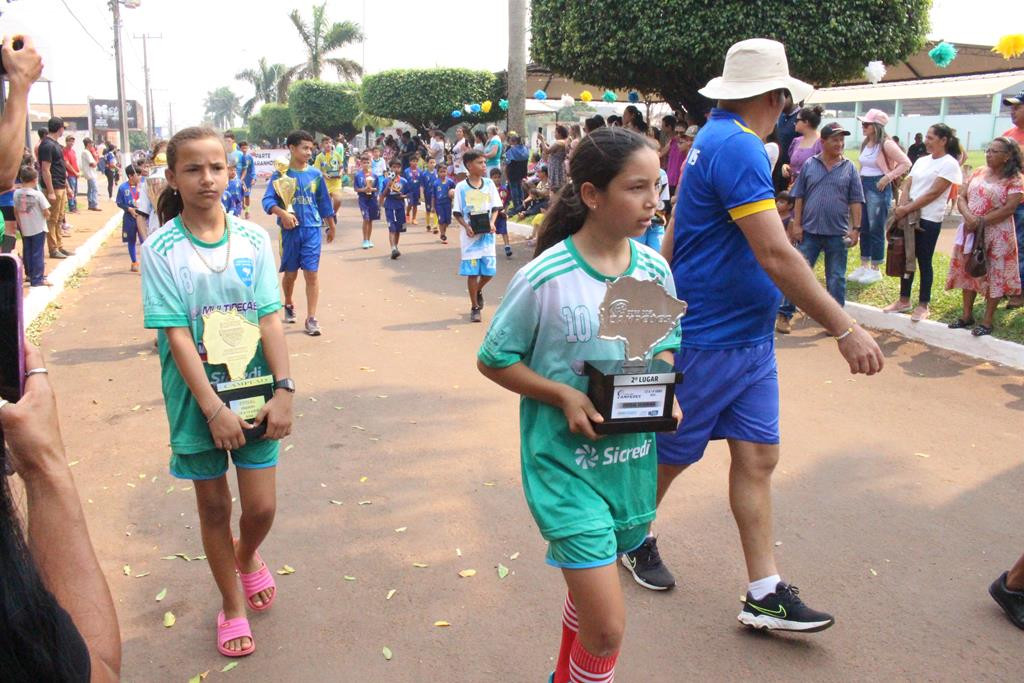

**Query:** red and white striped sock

left=553, top=592, right=578, bottom=683
left=568, top=637, right=618, bottom=683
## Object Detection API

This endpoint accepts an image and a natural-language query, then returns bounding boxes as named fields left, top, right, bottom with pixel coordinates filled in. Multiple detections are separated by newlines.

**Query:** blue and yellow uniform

left=222, top=178, right=243, bottom=216
left=433, top=177, right=455, bottom=225
left=354, top=170, right=380, bottom=221
left=658, top=107, right=781, bottom=467
left=382, top=175, right=411, bottom=233
left=237, top=152, right=255, bottom=196
left=262, top=166, right=335, bottom=272
left=420, top=169, right=437, bottom=212
left=402, top=166, right=422, bottom=208
left=115, top=180, right=142, bottom=263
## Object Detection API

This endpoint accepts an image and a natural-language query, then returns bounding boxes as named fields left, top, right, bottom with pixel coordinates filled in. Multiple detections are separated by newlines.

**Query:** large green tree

left=361, top=68, right=505, bottom=134
left=248, top=103, right=294, bottom=146
left=530, top=0, right=930, bottom=116
left=204, top=86, right=241, bottom=129
left=288, top=79, right=360, bottom=137
left=280, top=3, right=363, bottom=97
left=236, top=58, right=288, bottom=121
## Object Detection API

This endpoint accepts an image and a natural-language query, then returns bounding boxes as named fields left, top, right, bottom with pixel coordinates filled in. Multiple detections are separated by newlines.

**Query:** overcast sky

left=1, top=0, right=1005, bottom=134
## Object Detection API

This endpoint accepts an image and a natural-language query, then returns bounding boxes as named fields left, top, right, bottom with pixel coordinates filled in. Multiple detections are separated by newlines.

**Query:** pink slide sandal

left=217, top=611, right=255, bottom=657
left=235, top=543, right=277, bottom=612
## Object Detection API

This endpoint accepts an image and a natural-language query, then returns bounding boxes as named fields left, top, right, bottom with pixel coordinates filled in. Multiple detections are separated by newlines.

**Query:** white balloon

left=560, top=94, right=575, bottom=107
left=864, top=60, right=887, bottom=85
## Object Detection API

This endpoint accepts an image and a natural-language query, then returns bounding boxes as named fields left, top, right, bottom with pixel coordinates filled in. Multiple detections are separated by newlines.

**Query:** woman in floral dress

left=946, top=137, right=1024, bottom=336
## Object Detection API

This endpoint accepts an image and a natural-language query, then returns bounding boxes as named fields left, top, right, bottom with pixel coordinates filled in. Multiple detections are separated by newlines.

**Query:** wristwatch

left=273, top=378, right=296, bottom=393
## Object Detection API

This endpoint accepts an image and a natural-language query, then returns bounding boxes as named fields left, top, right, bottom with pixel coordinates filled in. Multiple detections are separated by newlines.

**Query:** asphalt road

left=39, top=190, right=1024, bottom=682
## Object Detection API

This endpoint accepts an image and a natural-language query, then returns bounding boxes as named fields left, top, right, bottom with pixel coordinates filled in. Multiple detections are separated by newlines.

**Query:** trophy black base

left=584, top=358, right=682, bottom=435
left=212, top=375, right=274, bottom=444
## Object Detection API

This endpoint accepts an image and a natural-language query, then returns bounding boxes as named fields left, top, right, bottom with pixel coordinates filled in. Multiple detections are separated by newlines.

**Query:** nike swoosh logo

left=625, top=557, right=637, bottom=570
left=749, top=602, right=787, bottom=618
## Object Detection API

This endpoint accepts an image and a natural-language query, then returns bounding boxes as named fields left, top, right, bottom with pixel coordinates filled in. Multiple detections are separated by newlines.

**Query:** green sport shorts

left=545, top=524, right=649, bottom=570
left=169, top=438, right=279, bottom=480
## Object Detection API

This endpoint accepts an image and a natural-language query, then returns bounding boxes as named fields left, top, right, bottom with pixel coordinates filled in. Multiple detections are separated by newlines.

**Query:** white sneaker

left=860, top=269, right=883, bottom=284
left=848, top=266, right=867, bottom=283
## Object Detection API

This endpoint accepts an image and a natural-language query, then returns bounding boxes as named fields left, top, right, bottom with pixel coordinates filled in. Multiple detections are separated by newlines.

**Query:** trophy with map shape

left=203, top=309, right=273, bottom=442
left=583, top=276, right=688, bottom=435
left=271, top=158, right=297, bottom=220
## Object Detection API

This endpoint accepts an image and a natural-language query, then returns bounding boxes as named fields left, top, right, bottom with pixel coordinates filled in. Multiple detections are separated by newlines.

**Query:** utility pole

left=507, top=0, right=527, bottom=137
left=109, top=0, right=131, bottom=162
left=133, top=33, right=162, bottom=143
left=168, top=102, right=174, bottom=137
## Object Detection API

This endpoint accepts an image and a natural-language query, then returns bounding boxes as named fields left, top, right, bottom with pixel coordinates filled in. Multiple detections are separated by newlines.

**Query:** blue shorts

left=407, top=194, right=420, bottom=208
left=358, top=197, right=380, bottom=221
left=436, top=203, right=452, bottom=225
left=279, top=225, right=322, bottom=272
left=656, top=339, right=779, bottom=466
left=170, top=438, right=279, bottom=480
left=122, top=224, right=140, bottom=244
left=495, top=214, right=508, bottom=235
left=385, top=203, right=405, bottom=233
left=424, top=195, right=434, bottom=211
left=459, top=257, right=496, bottom=277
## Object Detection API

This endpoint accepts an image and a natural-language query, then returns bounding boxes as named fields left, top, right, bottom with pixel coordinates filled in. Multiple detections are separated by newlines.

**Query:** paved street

left=37, top=189, right=1024, bottom=681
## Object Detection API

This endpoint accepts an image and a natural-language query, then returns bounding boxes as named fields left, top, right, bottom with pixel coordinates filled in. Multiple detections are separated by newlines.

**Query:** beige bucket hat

left=699, top=38, right=814, bottom=103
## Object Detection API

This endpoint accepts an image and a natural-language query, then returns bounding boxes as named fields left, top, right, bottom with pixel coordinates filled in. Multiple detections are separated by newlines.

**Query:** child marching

left=313, top=136, right=344, bottom=217
left=354, top=154, right=379, bottom=249
left=489, top=167, right=513, bottom=258
left=477, top=127, right=682, bottom=683
left=432, top=163, right=455, bottom=244
left=403, top=155, right=423, bottom=228
left=262, top=130, right=337, bottom=337
left=382, top=158, right=411, bottom=259
left=115, top=164, right=147, bottom=271
left=222, top=165, right=244, bottom=217
left=237, top=141, right=256, bottom=219
left=140, top=126, right=295, bottom=659
left=452, top=150, right=501, bottom=323
left=421, top=157, right=439, bottom=234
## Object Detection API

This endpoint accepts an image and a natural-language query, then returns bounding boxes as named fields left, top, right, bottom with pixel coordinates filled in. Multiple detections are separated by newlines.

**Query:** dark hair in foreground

left=534, top=127, right=650, bottom=257
left=286, top=130, right=314, bottom=147
left=157, top=126, right=224, bottom=225
left=991, top=137, right=1024, bottom=180
left=0, top=472, right=82, bottom=680
left=929, top=123, right=962, bottom=160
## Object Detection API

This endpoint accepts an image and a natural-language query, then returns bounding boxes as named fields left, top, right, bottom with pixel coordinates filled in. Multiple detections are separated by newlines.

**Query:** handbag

left=966, top=218, right=987, bottom=278
left=885, top=213, right=906, bottom=277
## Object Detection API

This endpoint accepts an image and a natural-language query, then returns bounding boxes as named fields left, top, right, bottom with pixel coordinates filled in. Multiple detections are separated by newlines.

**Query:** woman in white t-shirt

left=884, top=123, right=964, bottom=321
left=452, top=126, right=471, bottom=180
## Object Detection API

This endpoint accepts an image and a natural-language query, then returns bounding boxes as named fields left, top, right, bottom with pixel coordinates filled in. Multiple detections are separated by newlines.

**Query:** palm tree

left=204, top=87, right=241, bottom=130
left=235, top=58, right=288, bottom=121
left=280, top=3, right=363, bottom=98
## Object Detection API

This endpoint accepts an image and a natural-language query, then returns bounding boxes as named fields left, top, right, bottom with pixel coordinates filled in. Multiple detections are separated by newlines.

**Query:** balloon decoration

left=463, top=103, right=473, bottom=113
left=533, top=89, right=547, bottom=100
left=992, top=34, right=1024, bottom=60
left=863, top=60, right=886, bottom=85
left=627, top=91, right=639, bottom=103
left=498, top=98, right=509, bottom=111
left=602, top=89, right=617, bottom=103
left=928, top=41, right=957, bottom=68
left=580, top=90, right=593, bottom=103
left=451, top=109, right=462, bottom=119
left=481, top=100, right=492, bottom=113
left=560, top=93, right=575, bottom=107
left=470, top=103, right=482, bottom=113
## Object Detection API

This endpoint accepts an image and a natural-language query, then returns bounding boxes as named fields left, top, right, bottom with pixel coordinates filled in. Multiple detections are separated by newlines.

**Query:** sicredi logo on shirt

left=574, top=440, right=652, bottom=470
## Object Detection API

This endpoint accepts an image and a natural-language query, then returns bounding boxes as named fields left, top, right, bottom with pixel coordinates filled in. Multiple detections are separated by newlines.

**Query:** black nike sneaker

left=738, top=582, right=834, bottom=632
left=989, top=571, right=1024, bottom=630
left=620, top=536, right=675, bottom=590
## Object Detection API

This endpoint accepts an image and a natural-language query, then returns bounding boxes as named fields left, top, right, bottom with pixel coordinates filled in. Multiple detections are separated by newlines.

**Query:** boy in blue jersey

left=115, top=165, right=146, bottom=272
left=222, top=164, right=244, bottom=217
left=382, top=158, right=411, bottom=259
left=354, top=154, right=379, bottom=249
left=421, top=157, right=439, bottom=233
left=263, top=130, right=337, bottom=336
left=237, top=140, right=256, bottom=219
left=370, top=147, right=387, bottom=203
left=403, top=156, right=423, bottom=228
left=433, top=163, right=455, bottom=244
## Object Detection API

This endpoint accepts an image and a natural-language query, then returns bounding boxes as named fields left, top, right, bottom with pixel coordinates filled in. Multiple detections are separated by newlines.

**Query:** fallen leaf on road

left=386, top=589, right=397, bottom=600
left=122, top=565, right=131, bottom=576
left=358, top=500, right=372, bottom=505
left=382, top=646, right=393, bottom=661
left=126, top=483, right=136, bottom=488
left=869, top=568, right=878, bottom=576
left=161, top=555, right=177, bottom=560
left=458, top=569, right=477, bottom=578
left=276, top=565, right=296, bottom=575
left=344, top=576, right=356, bottom=581
left=377, top=395, right=388, bottom=399
left=774, top=541, right=782, bottom=547
left=155, top=588, right=167, bottom=601
left=413, top=562, right=428, bottom=568
left=483, top=482, right=495, bottom=487
left=509, top=552, right=520, bottom=560
left=284, top=444, right=294, bottom=452
left=433, top=621, right=451, bottom=627
left=68, top=460, right=79, bottom=467
left=162, top=611, right=175, bottom=628
left=165, top=485, right=174, bottom=494
left=221, top=662, right=238, bottom=673
left=915, top=452, right=930, bottom=458
left=187, top=671, right=210, bottom=683
left=394, top=527, right=407, bottom=533
left=134, top=572, right=149, bottom=578
left=352, top=425, right=366, bottom=431
left=497, top=564, right=510, bottom=579
left=329, top=500, right=344, bottom=505
left=309, top=396, right=318, bottom=402
left=131, top=405, right=141, bottom=411
left=181, top=486, right=193, bottom=491
left=360, top=476, right=368, bottom=483
left=334, top=406, right=343, bottom=411
left=359, top=366, right=375, bottom=372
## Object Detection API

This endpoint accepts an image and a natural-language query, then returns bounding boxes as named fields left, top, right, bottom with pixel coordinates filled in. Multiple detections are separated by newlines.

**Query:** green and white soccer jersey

left=478, top=236, right=681, bottom=542
left=141, top=215, right=282, bottom=454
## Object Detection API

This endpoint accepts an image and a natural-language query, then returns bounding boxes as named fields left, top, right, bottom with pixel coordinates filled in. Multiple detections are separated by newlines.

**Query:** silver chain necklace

left=180, top=215, right=231, bottom=273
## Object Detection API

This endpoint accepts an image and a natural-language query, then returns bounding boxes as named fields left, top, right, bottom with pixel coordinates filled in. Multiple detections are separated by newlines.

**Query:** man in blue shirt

left=263, top=130, right=337, bottom=337
left=622, top=39, right=883, bottom=635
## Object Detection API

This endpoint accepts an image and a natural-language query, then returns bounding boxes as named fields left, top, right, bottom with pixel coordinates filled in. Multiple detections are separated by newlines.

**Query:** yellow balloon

left=481, top=100, right=493, bottom=113
left=580, top=90, right=593, bottom=102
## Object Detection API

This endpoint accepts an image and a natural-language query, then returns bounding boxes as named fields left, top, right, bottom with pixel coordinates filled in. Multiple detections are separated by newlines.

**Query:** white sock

left=748, top=574, right=782, bottom=600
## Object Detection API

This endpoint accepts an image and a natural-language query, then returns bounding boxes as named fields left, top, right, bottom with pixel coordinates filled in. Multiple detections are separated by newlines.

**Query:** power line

left=57, top=0, right=112, bottom=57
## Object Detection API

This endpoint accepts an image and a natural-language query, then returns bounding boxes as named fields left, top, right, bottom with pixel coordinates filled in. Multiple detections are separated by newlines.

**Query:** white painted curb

left=22, top=211, right=121, bottom=330
left=507, top=220, right=534, bottom=239
left=846, top=302, right=1024, bottom=371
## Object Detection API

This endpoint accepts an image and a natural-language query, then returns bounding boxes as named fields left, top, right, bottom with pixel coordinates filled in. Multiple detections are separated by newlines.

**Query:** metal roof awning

left=806, top=70, right=1024, bottom=104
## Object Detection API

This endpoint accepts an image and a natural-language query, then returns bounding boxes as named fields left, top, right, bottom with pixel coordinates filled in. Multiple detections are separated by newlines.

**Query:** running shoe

left=775, top=313, right=791, bottom=334
left=361, top=240, right=371, bottom=249
left=848, top=266, right=867, bottom=283
left=989, top=572, right=1024, bottom=630
left=440, top=234, right=447, bottom=243
left=305, top=317, right=322, bottom=336
left=505, top=245, right=513, bottom=258
left=391, top=248, right=400, bottom=260
left=368, top=240, right=374, bottom=248
left=737, top=582, right=834, bottom=632
left=59, top=247, right=75, bottom=257
left=470, top=307, right=481, bottom=323
left=283, top=304, right=296, bottom=324
left=620, top=536, right=675, bottom=590
left=860, top=269, right=882, bottom=284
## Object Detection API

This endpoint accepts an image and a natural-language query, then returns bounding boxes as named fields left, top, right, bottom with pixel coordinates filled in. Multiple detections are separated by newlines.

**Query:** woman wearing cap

left=780, top=105, right=824, bottom=185
left=885, top=123, right=964, bottom=321
left=851, top=109, right=911, bottom=285
left=945, top=137, right=1023, bottom=336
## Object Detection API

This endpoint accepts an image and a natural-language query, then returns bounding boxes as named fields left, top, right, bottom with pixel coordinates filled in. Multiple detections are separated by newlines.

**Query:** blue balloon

left=470, top=103, right=481, bottom=113
left=451, top=109, right=462, bottom=118
left=533, top=89, right=547, bottom=100
left=628, top=90, right=640, bottom=103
